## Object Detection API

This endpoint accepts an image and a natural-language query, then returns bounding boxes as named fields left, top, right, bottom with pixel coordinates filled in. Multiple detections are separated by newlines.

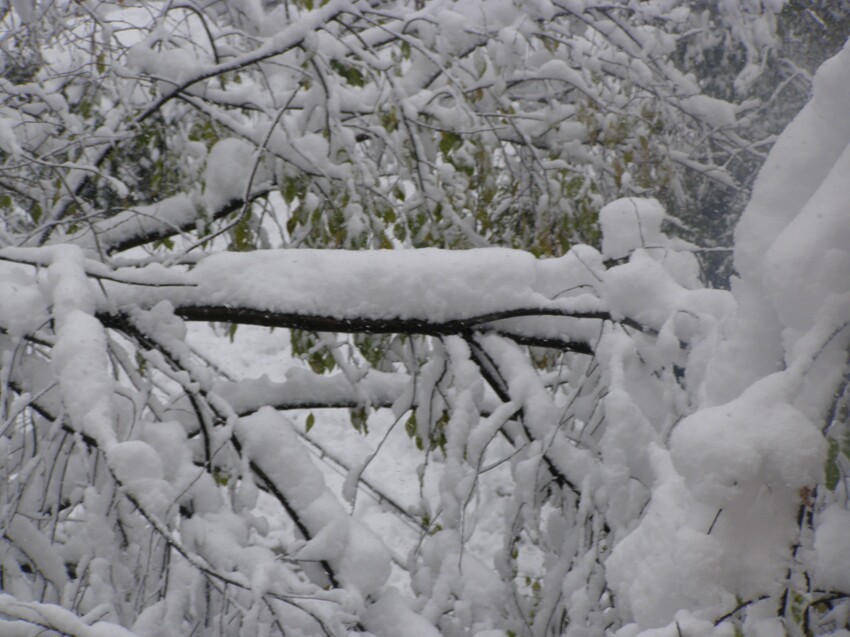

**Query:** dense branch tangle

left=0, top=234, right=649, bottom=636
left=3, top=0, right=842, bottom=635
left=1, top=0, right=770, bottom=257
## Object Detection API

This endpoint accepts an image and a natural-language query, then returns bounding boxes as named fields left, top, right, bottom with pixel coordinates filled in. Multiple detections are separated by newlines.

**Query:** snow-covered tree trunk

left=606, top=42, right=850, bottom=635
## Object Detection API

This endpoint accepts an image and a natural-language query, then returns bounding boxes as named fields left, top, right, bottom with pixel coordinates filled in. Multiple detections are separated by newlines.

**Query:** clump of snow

left=108, top=440, right=164, bottom=483
left=5, top=516, right=69, bottom=592
left=134, top=300, right=187, bottom=342
left=0, top=117, right=22, bottom=154
left=363, top=588, right=441, bottom=637
left=813, top=505, right=850, bottom=592
left=599, top=197, right=667, bottom=260
left=680, top=94, right=738, bottom=128
left=203, top=138, right=267, bottom=212
left=0, top=595, right=139, bottom=637
left=671, top=373, right=824, bottom=506
left=49, top=246, right=118, bottom=445
left=186, top=248, right=540, bottom=322
left=413, top=529, right=508, bottom=634
left=0, top=265, right=48, bottom=337
left=606, top=446, right=733, bottom=629
left=667, top=373, right=825, bottom=598
left=734, top=41, right=850, bottom=282
left=70, top=193, right=200, bottom=253
left=107, top=440, right=173, bottom=514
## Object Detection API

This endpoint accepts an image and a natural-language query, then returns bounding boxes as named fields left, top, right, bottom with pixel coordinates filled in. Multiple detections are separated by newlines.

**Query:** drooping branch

left=466, top=333, right=581, bottom=497
left=134, top=1, right=350, bottom=122
left=63, top=190, right=273, bottom=255
left=108, top=313, right=347, bottom=588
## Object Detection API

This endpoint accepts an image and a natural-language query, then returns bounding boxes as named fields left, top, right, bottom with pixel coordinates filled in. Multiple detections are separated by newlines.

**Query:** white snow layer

left=48, top=245, right=120, bottom=446
left=184, top=247, right=542, bottom=321
left=599, top=197, right=667, bottom=260
left=100, top=232, right=726, bottom=360
left=814, top=505, right=850, bottom=592
left=608, top=41, right=850, bottom=633
left=235, top=407, right=391, bottom=596
left=708, top=39, right=850, bottom=405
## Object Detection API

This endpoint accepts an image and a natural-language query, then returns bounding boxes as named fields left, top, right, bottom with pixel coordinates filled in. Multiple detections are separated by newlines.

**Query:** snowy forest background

left=1, top=0, right=849, bottom=635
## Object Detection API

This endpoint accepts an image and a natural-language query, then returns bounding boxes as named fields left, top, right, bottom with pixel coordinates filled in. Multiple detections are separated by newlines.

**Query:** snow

left=107, top=440, right=174, bottom=514
left=735, top=42, right=850, bottom=282
left=186, top=247, right=540, bottom=321
left=3, top=5, right=850, bottom=634
left=101, top=246, right=620, bottom=352
left=608, top=41, right=850, bottom=635
left=363, top=589, right=441, bottom=637
left=4, top=516, right=69, bottom=592
left=68, top=193, right=199, bottom=253
left=606, top=446, right=732, bottom=628
left=235, top=407, right=391, bottom=596
left=672, top=373, right=825, bottom=505
left=600, top=197, right=666, bottom=259
left=680, top=94, right=738, bottom=128
left=49, top=246, right=119, bottom=445
left=814, top=505, right=850, bottom=593
left=706, top=42, right=850, bottom=400
left=203, top=138, right=268, bottom=213
left=0, top=117, right=22, bottom=154
left=0, top=595, right=139, bottom=637
left=214, top=368, right=409, bottom=414
left=0, top=263, right=48, bottom=337
left=666, top=374, right=825, bottom=599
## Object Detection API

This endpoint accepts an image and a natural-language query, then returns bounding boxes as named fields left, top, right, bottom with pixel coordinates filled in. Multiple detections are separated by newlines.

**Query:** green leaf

left=825, top=438, right=841, bottom=491
left=286, top=214, right=299, bottom=236
left=565, top=175, right=585, bottom=198
left=308, top=351, right=328, bottom=374
left=188, top=121, right=219, bottom=149
left=306, top=412, right=315, bottom=433
left=439, top=131, right=462, bottom=156
left=154, top=236, right=175, bottom=251
left=213, top=469, right=230, bottom=486
left=135, top=351, right=147, bottom=375
left=230, top=214, right=254, bottom=251
left=282, top=178, right=298, bottom=205
left=405, top=412, right=417, bottom=438
left=330, top=59, right=364, bottom=88
left=382, top=107, right=399, bottom=133
left=350, top=406, right=369, bottom=434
